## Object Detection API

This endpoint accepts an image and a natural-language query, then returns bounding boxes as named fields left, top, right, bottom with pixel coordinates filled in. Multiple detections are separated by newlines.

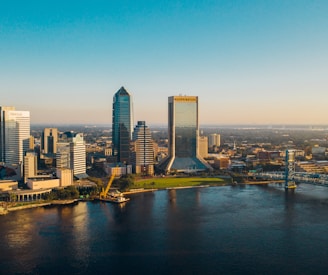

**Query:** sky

left=1, top=0, right=328, bottom=126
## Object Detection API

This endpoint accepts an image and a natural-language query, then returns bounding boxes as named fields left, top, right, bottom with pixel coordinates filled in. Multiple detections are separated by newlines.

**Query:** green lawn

left=133, top=176, right=229, bottom=189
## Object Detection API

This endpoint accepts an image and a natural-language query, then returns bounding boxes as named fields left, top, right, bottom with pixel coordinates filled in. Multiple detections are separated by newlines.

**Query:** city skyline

left=1, top=1, right=328, bottom=125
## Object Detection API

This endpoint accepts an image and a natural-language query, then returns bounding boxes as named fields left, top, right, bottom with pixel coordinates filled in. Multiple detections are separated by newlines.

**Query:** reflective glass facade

left=174, top=100, right=197, bottom=158
left=163, top=96, right=210, bottom=173
left=112, top=87, right=133, bottom=163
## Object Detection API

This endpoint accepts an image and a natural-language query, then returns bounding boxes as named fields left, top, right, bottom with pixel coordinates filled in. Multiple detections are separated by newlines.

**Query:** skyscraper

left=57, top=131, right=86, bottom=178
left=41, top=128, right=58, bottom=154
left=112, top=86, right=133, bottom=163
left=131, top=121, right=154, bottom=175
left=0, top=106, right=15, bottom=163
left=160, top=96, right=211, bottom=173
left=0, top=106, right=30, bottom=166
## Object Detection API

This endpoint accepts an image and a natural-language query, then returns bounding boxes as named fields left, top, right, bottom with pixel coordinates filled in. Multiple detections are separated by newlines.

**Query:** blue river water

left=1, top=184, right=328, bottom=274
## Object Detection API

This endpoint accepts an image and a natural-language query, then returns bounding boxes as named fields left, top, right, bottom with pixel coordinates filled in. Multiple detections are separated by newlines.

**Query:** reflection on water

left=1, top=184, right=328, bottom=274
left=168, top=189, right=176, bottom=206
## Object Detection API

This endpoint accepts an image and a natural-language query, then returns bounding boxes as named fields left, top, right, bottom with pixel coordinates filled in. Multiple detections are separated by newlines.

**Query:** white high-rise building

left=132, top=121, right=154, bottom=175
left=70, top=133, right=86, bottom=177
left=0, top=107, right=30, bottom=166
left=57, top=132, right=86, bottom=178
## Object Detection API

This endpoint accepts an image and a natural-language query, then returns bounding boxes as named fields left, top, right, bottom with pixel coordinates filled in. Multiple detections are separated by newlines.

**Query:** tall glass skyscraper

left=112, top=87, right=133, bottom=163
left=160, top=96, right=211, bottom=173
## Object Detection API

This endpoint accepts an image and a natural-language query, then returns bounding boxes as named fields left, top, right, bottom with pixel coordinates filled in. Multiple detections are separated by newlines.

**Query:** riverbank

left=166, top=184, right=210, bottom=190
left=242, top=180, right=284, bottom=185
left=2, top=183, right=328, bottom=275
left=0, top=199, right=79, bottom=215
left=0, top=178, right=278, bottom=215
left=133, top=176, right=229, bottom=189
left=51, top=199, right=79, bottom=205
left=7, top=202, right=52, bottom=212
left=123, top=188, right=157, bottom=195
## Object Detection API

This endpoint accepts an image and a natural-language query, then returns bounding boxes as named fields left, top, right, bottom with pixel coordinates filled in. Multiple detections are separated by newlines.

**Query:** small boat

left=99, top=196, right=130, bottom=204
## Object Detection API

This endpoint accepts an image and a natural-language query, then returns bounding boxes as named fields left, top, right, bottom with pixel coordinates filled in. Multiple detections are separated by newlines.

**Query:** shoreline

left=123, top=188, right=158, bottom=195
left=1, top=199, right=79, bottom=215
left=0, top=182, right=281, bottom=215
left=166, top=184, right=210, bottom=190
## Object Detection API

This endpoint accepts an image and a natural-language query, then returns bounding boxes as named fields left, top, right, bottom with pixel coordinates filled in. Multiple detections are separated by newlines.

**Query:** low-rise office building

left=27, top=176, right=60, bottom=190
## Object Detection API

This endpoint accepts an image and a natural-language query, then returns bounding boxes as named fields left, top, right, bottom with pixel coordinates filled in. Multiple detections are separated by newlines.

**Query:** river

left=1, top=184, right=328, bottom=274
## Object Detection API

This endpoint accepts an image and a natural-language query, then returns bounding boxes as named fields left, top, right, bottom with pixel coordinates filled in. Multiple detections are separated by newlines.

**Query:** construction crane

left=99, top=173, right=116, bottom=199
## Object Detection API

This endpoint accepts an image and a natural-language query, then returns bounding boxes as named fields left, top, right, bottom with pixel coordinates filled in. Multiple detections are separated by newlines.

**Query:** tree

left=44, top=186, right=80, bottom=200
left=117, top=174, right=135, bottom=191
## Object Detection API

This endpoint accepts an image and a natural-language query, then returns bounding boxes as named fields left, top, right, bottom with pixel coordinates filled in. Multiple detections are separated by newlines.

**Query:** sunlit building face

left=169, top=97, right=198, bottom=158
left=162, top=96, right=210, bottom=173
left=0, top=107, right=30, bottom=166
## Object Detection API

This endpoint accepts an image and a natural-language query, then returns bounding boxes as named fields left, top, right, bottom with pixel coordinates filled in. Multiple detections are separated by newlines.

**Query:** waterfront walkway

left=7, top=189, right=52, bottom=202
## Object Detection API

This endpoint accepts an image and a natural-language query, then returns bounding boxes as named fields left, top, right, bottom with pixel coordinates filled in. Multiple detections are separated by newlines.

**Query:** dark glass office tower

left=112, top=87, right=133, bottom=163
left=160, top=96, right=211, bottom=173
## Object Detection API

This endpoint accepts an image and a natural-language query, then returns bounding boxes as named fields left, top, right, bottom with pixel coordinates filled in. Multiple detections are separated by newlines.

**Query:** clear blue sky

left=1, top=0, right=327, bottom=125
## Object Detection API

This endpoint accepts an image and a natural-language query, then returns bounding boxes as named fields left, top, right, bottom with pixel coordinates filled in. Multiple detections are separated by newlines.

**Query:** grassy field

left=133, top=176, right=230, bottom=189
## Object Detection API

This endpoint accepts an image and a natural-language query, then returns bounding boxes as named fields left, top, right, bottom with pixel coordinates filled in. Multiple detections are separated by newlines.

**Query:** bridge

left=254, top=150, right=328, bottom=188
left=254, top=171, right=328, bottom=187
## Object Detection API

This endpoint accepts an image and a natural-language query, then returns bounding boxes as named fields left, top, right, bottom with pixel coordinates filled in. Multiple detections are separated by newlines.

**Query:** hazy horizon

left=1, top=1, right=327, bottom=125
left=30, top=122, right=328, bottom=130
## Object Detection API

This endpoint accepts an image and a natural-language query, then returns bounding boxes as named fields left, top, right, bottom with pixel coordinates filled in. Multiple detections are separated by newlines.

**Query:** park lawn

left=133, top=177, right=228, bottom=189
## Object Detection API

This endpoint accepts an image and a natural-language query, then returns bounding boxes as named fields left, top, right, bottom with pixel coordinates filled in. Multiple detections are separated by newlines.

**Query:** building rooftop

left=116, top=86, right=130, bottom=96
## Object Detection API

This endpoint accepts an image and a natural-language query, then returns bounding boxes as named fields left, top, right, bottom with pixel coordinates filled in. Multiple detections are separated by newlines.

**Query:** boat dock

left=123, top=188, right=157, bottom=195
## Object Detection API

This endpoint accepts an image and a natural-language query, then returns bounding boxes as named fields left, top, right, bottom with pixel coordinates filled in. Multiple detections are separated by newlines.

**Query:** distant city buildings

left=8, top=89, right=328, bottom=190
left=29, top=136, right=35, bottom=151
left=41, top=128, right=58, bottom=154
left=131, top=121, right=154, bottom=175
left=112, top=87, right=133, bottom=164
left=208, top=133, right=220, bottom=152
left=39, top=127, right=58, bottom=168
left=159, top=96, right=211, bottom=173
